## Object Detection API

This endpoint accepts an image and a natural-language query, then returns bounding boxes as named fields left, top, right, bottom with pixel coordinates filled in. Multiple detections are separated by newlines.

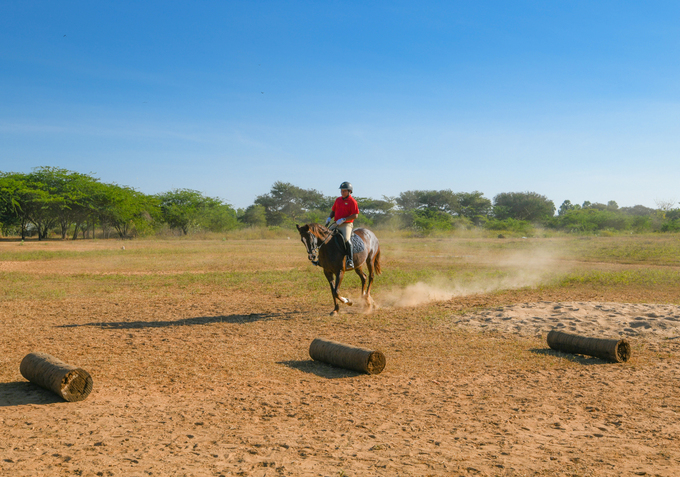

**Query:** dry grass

left=1, top=233, right=679, bottom=476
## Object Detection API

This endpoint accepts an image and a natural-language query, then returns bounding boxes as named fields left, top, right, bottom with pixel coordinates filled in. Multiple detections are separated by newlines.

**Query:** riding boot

left=345, top=238, right=354, bottom=269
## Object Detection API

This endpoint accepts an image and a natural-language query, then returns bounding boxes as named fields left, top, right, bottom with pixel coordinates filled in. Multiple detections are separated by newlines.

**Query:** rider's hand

left=325, top=217, right=332, bottom=225
left=336, top=218, right=345, bottom=225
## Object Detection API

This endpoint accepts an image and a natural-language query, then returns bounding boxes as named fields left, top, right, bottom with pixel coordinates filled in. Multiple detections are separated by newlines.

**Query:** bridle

left=303, top=226, right=336, bottom=265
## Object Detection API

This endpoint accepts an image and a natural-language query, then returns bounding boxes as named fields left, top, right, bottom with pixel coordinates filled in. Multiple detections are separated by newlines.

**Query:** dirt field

left=1, top=236, right=679, bottom=476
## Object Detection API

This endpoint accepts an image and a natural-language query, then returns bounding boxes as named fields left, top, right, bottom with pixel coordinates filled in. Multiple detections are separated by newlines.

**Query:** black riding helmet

left=339, top=181, right=353, bottom=193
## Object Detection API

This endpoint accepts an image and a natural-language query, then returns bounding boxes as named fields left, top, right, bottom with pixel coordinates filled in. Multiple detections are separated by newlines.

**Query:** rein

left=307, top=226, right=337, bottom=264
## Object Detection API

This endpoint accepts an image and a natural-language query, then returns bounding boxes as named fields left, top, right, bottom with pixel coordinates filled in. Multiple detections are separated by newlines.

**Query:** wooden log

left=309, top=338, right=386, bottom=374
left=20, top=352, right=93, bottom=402
left=547, top=330, right=631, bottom=363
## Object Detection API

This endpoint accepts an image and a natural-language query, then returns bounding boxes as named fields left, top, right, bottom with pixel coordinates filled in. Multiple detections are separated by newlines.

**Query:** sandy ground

left=449, top=301, right=680, bottom=342
left=1, top=291, right=678, bottom=477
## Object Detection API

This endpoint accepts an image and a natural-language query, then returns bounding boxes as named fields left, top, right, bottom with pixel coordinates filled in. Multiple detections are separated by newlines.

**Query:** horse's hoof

left=346, top=299, right=353, bottom=306
left=330, top=310, right=338, bottom=316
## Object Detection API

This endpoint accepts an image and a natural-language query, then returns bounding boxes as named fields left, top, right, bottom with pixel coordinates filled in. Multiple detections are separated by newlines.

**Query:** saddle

left=332, top=231, right=365, bottom=257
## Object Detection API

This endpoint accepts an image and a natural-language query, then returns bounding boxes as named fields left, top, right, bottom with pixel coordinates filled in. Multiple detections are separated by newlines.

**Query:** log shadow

left=0, top=382, right=64, bottom=406
left=277, top=360, right=363, bottom=379
left=57, top=312, right=293, bottom=330
left=530, top=348, right=609, bottom=365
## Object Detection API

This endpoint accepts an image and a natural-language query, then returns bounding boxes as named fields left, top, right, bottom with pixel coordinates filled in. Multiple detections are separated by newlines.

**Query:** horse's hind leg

left=354, top=265, right=367, bottom=296
left=365, top=256, right=376, bottom=308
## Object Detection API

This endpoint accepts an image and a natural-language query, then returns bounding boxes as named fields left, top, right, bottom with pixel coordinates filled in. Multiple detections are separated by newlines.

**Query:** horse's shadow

left=530, top=348, right=609, bottom=365
left=0, top=382, right=64, bottom=407
left=57, top=312, right=291, bottom=330
left=277, top=360, right=363, bottom=379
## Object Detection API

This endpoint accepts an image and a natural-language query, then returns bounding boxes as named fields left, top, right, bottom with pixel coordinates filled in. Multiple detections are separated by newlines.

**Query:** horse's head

left=296, top=223, right=329, bottom=263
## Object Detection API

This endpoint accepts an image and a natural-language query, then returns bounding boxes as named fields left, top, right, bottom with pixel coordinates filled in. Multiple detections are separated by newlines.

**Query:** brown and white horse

left=296, top=223, right=381, bottom=315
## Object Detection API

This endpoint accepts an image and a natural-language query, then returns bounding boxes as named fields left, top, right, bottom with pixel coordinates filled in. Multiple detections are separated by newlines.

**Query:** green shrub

left=483, top=218, right=533, bottom=234
left=661, top=220, right=680, bottom=232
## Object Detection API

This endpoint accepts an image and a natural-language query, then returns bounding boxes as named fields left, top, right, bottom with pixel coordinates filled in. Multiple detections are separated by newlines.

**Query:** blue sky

left=2, top=1, right=680, bottom=209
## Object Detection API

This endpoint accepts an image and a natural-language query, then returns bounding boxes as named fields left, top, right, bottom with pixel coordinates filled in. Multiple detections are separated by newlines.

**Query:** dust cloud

left=379, top=248, right=565, bottom=308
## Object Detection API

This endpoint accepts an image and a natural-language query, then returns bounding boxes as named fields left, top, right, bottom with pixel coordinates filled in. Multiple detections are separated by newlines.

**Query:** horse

left=296, top=223, right=381, bottom=315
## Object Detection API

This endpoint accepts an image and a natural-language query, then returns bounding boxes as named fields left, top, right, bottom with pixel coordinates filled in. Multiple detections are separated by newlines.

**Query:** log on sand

left=547, top=330, right=631, bottom=363
left=309, top=338, right=386, bottom=374
left=20, top=352, right=93, bottom=402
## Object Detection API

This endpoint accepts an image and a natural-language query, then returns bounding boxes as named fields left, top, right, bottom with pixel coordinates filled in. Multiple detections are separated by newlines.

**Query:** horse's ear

left=295, top=224, right=300, bottom=231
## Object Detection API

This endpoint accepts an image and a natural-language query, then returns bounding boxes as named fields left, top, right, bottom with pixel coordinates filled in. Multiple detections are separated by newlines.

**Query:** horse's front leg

left=324, top=271, right=340, bottom=315
left=326, top=270, right=352, bottom=315
left=334, top=269, right=353, bottom=307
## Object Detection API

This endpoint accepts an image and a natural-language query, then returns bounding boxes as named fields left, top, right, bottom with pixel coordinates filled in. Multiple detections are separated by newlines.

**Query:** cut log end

left=365, top=351, right=386, bottom=375
left=614, top=340, right=632, bottom=363
left=61, top=369, right=94, bottom=402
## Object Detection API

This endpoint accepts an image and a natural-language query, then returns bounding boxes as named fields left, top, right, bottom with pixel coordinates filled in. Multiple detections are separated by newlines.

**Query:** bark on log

left=20, top=352, right=93, bottom=402
left=309, top=338, right=386, bottom=374
left=547, top=330, right=631, bottom=363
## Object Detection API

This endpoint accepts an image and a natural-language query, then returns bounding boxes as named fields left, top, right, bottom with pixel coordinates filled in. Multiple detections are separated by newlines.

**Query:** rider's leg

left=337, top=222, right=354, bottom=268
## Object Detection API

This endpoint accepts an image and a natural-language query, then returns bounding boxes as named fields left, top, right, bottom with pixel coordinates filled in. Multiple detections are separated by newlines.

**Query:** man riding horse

left=326, top=181, right=359, bottom=269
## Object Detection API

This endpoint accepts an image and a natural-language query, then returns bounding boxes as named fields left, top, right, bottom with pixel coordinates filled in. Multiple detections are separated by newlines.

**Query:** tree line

left=0, top=167, right=237, bottom=239
left=1, top=167, right=679, bottom=239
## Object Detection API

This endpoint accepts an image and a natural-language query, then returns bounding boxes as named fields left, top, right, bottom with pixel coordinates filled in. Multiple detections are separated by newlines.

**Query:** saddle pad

left=351, top=233, right=365, bottom=254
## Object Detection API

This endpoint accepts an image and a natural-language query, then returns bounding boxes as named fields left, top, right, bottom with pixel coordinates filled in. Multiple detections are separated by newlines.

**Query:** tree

left=655, top=198, right=677, bottom=214
left=12, top=170, right=63, bottom=240
left=354, top=196, right=395, bottom=225
left=454, top=191, right=492, bottom=222
left=198, top=202, right=238, bottom=232
left=157, top=189, right=235, bottom=234
left=240, top=204, right=267, bottom=227
left=99, top=184, right=153, bottom=238
left=0, top=173, right=27, bottom=237
left=254, top=182, right=328, bottom=226
left=158, top=189, right=206, bottom=234
left=558, top=200, right=580, bottom=216
left=620, top=205, right=655, bottom=216
left=27, top=167, right=104, bottom=239
left=493, top=192, right=555, bottom=222
left=396, top=190, right=458, bottom=214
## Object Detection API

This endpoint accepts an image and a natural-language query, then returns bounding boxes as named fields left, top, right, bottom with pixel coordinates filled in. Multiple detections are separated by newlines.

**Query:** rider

left=326, top=181, right=359, bottom=268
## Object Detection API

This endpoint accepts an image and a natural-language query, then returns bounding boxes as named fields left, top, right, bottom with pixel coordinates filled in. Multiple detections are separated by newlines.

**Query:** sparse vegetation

left=2, top=168, right=680, bottom=238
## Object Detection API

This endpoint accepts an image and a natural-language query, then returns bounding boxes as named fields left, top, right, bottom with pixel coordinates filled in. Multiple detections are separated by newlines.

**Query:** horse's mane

left=306, top=223, right=330, bottom=240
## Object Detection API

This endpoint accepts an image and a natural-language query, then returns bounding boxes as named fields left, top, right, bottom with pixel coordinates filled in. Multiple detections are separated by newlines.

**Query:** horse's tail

left=373, top=246, right=382, bottom=275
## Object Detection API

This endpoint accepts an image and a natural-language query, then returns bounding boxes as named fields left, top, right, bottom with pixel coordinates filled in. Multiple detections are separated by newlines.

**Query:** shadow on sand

left=277, top=360, right=363, bottom=379
left=57, top=312, right=295, bottom=330
left=0, top=382, right=64, bottom=407
left=530, top=348, right=609, bottom=365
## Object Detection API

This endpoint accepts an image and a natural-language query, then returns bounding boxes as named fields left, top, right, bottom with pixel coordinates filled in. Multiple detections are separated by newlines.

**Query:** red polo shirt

left=332, top=196, right=359, bottom=223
